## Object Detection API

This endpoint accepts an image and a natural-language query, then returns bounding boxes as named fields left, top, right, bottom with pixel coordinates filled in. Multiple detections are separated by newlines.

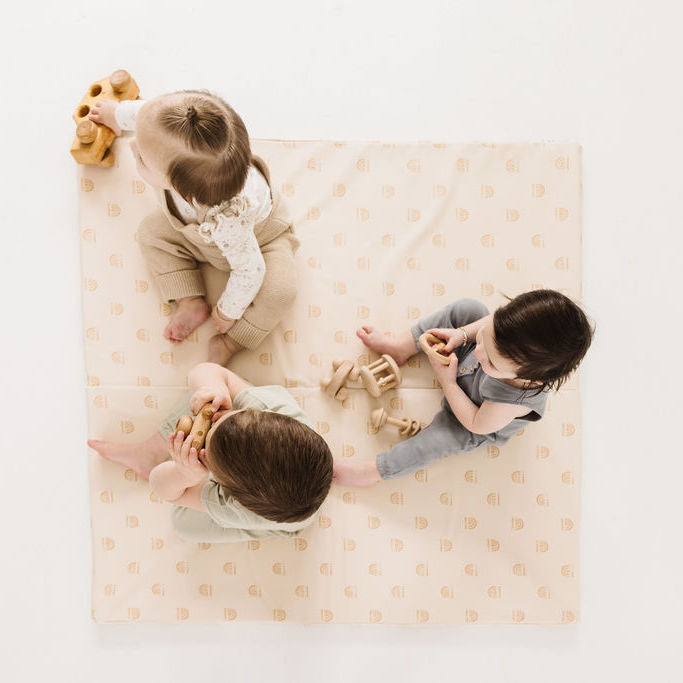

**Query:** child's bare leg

left=356, top=327, right=417, bottom=366
left=333, top=457, right=381, bottom=488
left=163, top=296, right=211, bottom=344
left=88, top=433, right=168, bottom=481
left=207, top=333, right=244, bottom=366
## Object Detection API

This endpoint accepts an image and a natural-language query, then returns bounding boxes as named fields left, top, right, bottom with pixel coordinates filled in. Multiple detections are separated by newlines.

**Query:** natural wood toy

left=418, top=332, right=452, bottom=365
left=174, top=404, right=214, bottom=451
left=358, top=355, right=402, bottom=398
left=320, top=359, right=360, bottom=402
left=320, top=355, right=402, bottom=402
left=70, top=69, right=140, bottom=168
left=371, top=408, right=426, bottom=437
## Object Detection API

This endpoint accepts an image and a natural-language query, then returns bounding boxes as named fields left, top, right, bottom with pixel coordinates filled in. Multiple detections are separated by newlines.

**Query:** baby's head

left=474, top=289, right=594, bottom=392
left=203, top=409, right=333, bottom=523
left=130, top=90, right=251, bottom=205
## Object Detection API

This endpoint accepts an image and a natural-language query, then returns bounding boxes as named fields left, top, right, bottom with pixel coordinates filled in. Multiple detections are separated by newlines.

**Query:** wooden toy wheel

left=321, top=360, right=355, bottom=400
left=418, top=332, right=452, bottom=365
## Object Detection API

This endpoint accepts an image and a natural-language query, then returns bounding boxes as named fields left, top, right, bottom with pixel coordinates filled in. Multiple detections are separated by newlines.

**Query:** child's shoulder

left=233, top=385, right=315, bottom=430
left=480, top=374, right=549, bottom=413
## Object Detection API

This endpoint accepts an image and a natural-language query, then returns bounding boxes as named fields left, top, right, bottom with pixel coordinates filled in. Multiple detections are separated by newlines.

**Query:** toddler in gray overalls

left=334, top=288, right=593, bottom=488
left=375, top=298, right=548, bottom=480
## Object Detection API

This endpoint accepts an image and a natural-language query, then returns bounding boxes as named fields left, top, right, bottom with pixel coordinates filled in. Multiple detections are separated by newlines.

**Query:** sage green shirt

left=160, top=385, right=318, bottom=537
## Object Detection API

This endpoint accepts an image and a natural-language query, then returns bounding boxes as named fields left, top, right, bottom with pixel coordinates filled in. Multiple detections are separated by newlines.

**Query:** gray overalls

left=376, top=299, right=549, bottom=480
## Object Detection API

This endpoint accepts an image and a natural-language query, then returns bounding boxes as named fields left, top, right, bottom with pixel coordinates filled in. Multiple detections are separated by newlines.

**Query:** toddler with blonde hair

left=89, top=90, right=298, bottom=364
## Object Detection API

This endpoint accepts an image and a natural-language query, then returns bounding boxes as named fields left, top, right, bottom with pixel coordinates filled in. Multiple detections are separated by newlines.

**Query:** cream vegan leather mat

left=80, top=139, right=582, bottom=624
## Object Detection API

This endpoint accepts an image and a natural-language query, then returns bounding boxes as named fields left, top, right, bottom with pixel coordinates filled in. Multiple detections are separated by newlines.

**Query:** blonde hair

left=156, top=89, right=251, bottom=206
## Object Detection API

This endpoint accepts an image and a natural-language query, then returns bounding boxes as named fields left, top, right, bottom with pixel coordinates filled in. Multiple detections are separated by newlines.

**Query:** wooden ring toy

left=418, top=332, right=452, bottom=365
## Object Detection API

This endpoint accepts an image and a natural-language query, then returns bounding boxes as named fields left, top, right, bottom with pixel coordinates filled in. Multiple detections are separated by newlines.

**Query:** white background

left=1, top=1, right=682, bottom=681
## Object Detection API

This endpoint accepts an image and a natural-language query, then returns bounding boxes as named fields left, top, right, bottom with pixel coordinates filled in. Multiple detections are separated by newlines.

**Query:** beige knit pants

left=137, top=208, right=299, bottom=350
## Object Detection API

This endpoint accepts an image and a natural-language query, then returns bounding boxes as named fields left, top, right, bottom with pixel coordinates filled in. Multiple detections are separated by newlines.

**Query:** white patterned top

left=115, top=99, right=272, bottom=320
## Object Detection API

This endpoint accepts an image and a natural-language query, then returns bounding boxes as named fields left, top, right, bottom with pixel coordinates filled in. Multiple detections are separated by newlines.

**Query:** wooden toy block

left=174, top=404, right=214, bottom=451
left=358, top=354, right=401, bottom=397
left=371, top=408, right=426, bottom=437
left=418, top=332, right=452, bottom=365
left=70, top=69, right=140, bottom=168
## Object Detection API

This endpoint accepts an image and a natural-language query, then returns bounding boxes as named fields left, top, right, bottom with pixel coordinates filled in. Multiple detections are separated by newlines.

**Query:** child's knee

left=448, top=298, right=489, bottom=326
left=137, top=210, right=169, bottom=248
left=278, top=277, right=298, bottom=311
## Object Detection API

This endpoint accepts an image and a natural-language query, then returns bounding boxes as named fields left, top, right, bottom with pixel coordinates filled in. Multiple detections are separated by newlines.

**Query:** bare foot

left=355, top=326, right=417, bottom=366
left=88, top=434, right=168, bottom=481
left=163, top=296, right=210, bottom=343
left=333, top=457, right=381, bottom=488
left=208, top=333, right=244, bottom=366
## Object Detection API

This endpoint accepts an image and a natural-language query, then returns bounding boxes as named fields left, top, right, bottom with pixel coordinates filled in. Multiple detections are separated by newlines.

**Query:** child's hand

left=425, top=328, right=465, bottom=353
left=211, top=306, right=236, bottom=334
left=167, top=431, right=209, bottom=487
left=88, top=100, right=122, bottom=136
left=428, top=351, right=459, bottom=388
left=190, top=386, right=232, bottom=417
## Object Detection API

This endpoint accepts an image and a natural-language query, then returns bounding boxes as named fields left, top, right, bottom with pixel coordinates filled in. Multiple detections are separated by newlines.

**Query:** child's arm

left=210, top=229, right=266, bottom=334
left=188, top=362, right=251, bottom=415
left=87, top=98, right=146, bottom=135
left=429, top=355, right=529, bottom=435
left=149, top=432, right=209, bottom=509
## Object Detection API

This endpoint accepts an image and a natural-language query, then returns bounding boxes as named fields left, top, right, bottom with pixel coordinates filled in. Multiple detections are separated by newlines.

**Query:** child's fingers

left=211, top=395, right=223, bottom=411
left=181, top=432, right=194, bottom=459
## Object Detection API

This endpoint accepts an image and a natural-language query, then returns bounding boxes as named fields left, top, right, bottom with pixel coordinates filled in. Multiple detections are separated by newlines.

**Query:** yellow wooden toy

left=70, top=69, right=140, bottom=168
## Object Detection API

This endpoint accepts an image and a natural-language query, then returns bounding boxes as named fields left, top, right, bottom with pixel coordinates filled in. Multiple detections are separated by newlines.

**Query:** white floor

left=1, top=1, right=682, bottom=681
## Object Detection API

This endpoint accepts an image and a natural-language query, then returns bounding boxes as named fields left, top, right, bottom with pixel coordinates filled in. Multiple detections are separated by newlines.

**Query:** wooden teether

left=371, top=408, right=426, bottom=437
left=70, top=69, right=140, bottom=168
left=174, top=404, right=214, bottom=451
left=320, top=359, right=357, bottom=402
left=418, top=332, right=452, bottom=365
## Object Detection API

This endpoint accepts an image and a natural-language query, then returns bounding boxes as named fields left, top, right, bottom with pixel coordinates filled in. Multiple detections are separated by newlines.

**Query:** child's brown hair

left=493, top=289, right=594, bottom=393
left=206, top=410, right=333, bottom=523
left=156, top=89, right=251, bottom=206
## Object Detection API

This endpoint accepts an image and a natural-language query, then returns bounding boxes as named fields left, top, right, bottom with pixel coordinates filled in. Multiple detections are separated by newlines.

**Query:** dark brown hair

left=493, top=289, right=594, bottom=393
left=156, top=89, right=251, bottom=206
left=206, top=410, right=333, bottom=523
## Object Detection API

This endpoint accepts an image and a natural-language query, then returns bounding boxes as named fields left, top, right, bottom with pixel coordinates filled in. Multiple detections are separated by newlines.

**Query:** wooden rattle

left=321, top=355, right=402, bottom=402
left=359, top=355, right=402, bottom=398
left=371, top=408, right=426, bottom=438
left=70, top=69, right=140, bottom=168
left=174, top=404, right=214, bottom=451
left=418, top=332, right=452, bottom=365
